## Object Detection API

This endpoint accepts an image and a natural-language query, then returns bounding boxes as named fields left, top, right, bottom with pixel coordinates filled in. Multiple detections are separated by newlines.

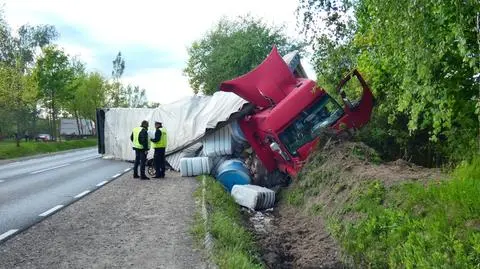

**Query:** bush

left=332, top=156, right=480, bottom=268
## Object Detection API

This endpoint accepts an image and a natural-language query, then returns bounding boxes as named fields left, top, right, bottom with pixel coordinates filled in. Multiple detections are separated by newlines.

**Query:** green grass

left=192, top=176, right=264, bottom=269
left=329, top=156, right=480, bottom=268
left=0, top=138, right=97, bottom=160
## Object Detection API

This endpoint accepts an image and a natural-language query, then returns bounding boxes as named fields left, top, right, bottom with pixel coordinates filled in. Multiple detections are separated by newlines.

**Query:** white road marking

left=0, top=229, right=18, bottom=241
left=30, top=163, right=70, bottom=174
left=124, top=168, right=131, bottom=172
left=74, top=190, right=90, bottom=199
left=111, top=173, right=121, bottom=179
left=96, top=180, right=108, bottom=187
left=39, top=205, right=64, bottom=217
left=79, top=156, right=99, bottom=162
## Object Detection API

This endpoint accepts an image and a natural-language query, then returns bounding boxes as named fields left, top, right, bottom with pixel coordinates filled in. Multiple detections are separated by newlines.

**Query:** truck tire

left=248, top=153, right=290, bottom=188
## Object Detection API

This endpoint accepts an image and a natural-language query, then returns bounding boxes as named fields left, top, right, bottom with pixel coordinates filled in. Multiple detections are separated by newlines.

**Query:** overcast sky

left=2, top=0, right=315, bottom=104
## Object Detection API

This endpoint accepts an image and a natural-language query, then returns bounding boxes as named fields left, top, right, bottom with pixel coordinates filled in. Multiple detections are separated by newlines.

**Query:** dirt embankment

left=247, top=141, right=443, bottom=269
left=0, top=171, right=207, bottom=269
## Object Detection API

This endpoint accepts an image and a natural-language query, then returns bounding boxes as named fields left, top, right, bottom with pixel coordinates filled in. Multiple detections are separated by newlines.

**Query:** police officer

left=130, top=120, right=150, bottom=180
left=150, top=121, right=167, bottom=178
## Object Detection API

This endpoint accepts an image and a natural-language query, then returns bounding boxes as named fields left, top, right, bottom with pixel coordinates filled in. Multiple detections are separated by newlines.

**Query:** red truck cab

left=220, top=47, right=374, bottom=177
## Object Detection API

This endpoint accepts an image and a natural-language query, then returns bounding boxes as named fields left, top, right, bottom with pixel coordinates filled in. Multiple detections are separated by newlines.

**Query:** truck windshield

left=278, top=94, right=344, bottom=156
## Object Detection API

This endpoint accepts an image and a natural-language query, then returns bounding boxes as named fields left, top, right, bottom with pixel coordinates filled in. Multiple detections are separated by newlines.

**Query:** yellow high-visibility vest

left=151, top=127, right=167, bottom=148
left=132, top=127, right=144, bottom=149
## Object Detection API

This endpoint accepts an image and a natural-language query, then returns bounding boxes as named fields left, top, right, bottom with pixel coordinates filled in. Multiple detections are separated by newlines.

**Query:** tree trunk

left=51, top=91, right=57, bottom=141
left=79, top=118, right=85, bottom=136
left=85, top=120, right=92, bottom=135
left=477, top=13, right=480, bottom=154
left=75, top=110, right=81, bottom=137
left=16, top=121, right=20, bottom=147
left=32, top=109, right=37, bottom=138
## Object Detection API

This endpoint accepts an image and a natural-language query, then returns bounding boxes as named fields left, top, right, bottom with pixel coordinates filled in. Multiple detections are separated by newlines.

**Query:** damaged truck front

left=220, top=47, right=374, bottom=187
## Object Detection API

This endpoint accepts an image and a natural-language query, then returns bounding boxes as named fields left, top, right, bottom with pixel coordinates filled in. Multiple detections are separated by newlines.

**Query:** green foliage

left=0, top=7, right=58, bottom=137
left=356, top=0, right=479, bottom=161
left=308, top=203, right=324, bottom=216
left=0, top=63, right=38, bottom=134
left=0, top=138, right=97, bottom=159
left=33, top=45, right=75, bottom=139
left=74, top=72, right=108, bottom=121
left=184, top=15, right=303, bottom=95
left=192, top=176, right=263, bottom=269
left=298, top=0, right=480, bottom=164
left=330, top=159, right=480, bottom=268
left=453, top=155, right=480, bottom=181
left=286, top=188, right=305, bottom=206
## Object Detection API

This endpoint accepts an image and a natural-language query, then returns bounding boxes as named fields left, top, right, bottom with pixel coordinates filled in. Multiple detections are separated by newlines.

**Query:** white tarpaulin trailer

left=96, top=91, right=251, bottom=168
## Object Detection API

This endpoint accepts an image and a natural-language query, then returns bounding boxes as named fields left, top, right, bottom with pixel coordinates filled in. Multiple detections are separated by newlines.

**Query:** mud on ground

left=246, top=141, right=443, bottom=269
left=246, top=206, right=345, bottom=269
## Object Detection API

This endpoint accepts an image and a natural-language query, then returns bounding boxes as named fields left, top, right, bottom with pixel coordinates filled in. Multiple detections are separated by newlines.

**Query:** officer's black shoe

left=133, top=174, right=139, bottom=178
left=140, top=176, right=150, bottom=180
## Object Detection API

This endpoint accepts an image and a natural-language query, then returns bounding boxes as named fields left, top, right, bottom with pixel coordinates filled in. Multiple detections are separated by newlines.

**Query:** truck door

left=335, top=70, right=374, bottom=130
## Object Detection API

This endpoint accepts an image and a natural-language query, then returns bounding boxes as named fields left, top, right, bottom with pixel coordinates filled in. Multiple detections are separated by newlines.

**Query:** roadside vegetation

left=192, top=176, right=263, bottom=269
left=0, top=138, right=97, bottom=160
left=285, top=142, right=480, bottom=268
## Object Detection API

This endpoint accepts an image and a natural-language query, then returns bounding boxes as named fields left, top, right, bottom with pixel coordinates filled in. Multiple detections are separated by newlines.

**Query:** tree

left=0, top=7, right=58, bottom=140
left=124, top=85, right=147, bottom=108
left=298, top=0, right=480, bottom=164
left=15, top=24, right=58, bottom=69
left=105, top=51, right=149, bottom=108
left=297, top=0, right=357, bottom=90
left=184, top=15, right=304, bottom=95
left=62, top=58, right=88, bottom=135
left=76, top=72, right=108, bottom=121
left=0, top=63, right=37, bottom=145
left=33, top=45, right=74, bottom=140
left=108, top=51, right=126, bottom=107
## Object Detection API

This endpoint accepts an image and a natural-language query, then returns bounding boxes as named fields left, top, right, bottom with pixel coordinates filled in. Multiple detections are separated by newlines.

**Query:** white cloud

left=121, top=68, right=193, bottom=105
left=57, top=42, right=96, bottom=67
left=3, top=0, right=316, bottom=104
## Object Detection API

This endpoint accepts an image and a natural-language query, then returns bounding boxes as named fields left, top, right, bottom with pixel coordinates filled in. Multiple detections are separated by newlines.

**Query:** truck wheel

left=248, top=154, right=289, bottom=188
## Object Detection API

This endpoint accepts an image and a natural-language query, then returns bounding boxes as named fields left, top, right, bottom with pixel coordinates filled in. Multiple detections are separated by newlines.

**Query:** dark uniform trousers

left=134, top=149, right=147, bottom=177
left=154, top=147, right=166, bottom=177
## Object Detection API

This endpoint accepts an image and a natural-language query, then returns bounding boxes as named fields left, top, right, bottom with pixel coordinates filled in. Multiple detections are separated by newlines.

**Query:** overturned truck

left=96, top=47, right=374, bottom=194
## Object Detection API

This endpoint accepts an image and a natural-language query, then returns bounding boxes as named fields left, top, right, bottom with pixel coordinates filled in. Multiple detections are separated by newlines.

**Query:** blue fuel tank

left=214, top=159, right=251, bottom=192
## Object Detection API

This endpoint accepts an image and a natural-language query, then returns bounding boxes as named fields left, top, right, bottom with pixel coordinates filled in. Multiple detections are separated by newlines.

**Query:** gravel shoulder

left=0, top=171, right=207, bottom=269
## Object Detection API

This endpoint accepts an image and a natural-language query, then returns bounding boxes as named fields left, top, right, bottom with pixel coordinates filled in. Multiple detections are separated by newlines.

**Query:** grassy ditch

left=192, top=175, right=264, bottom=269
left=285, top=142, right=480, bottom=268
left=0, top=138, right=97, bottom=160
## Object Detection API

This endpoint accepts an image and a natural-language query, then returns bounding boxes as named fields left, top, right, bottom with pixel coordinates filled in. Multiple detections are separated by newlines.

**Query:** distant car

left=35, top=134, right=52, bottom=142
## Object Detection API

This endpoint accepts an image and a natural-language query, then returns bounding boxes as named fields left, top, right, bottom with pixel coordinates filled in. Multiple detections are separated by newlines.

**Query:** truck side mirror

left=270, top=141, right=290, bottom=161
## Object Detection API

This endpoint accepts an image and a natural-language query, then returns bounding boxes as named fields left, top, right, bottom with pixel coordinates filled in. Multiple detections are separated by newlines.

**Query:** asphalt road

left=0, top=148, right=131, bottom=242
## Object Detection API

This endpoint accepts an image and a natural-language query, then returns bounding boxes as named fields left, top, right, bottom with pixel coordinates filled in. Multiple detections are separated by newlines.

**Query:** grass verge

left=192, top=175, right=264, bottom=269
left=0, top=138, right=97, bottom=160
left=286, top=142, right=480, bottom=268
